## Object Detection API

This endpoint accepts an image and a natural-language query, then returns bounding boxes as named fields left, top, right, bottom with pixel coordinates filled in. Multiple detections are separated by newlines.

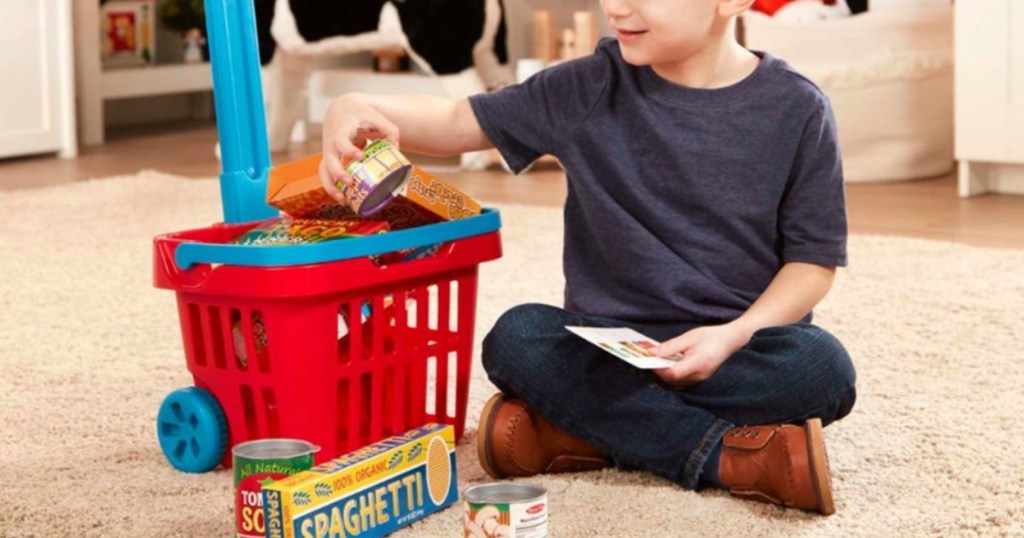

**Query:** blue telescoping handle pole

left=204, top=0, right=278, bottom=223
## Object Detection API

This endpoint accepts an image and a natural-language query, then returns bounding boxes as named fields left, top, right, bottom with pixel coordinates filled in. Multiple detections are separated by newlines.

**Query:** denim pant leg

left=669, top=323, right=858, bottom=428
left=481, top=303, right=733, bottom=489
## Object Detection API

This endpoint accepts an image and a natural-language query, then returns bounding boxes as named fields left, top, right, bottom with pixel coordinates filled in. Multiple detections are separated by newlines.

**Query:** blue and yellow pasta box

left=262, top=424, right=458, bottom=538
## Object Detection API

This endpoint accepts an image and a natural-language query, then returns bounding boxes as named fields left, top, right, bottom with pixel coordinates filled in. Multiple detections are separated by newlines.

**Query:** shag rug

left=1, top=173, right=1022, bottom=537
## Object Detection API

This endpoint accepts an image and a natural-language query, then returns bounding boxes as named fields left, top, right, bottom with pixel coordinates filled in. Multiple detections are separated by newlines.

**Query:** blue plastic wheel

left=157, top=387, right=228, bottom=473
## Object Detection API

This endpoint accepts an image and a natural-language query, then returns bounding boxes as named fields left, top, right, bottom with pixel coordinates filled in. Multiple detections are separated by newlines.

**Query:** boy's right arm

left=319, top=93, right=491, bottom=200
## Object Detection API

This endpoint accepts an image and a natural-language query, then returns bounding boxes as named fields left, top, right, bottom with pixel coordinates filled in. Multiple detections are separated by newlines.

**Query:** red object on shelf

left=154, top=221, right=502, bottom=468
left=752, top=0, right=795, bottom=15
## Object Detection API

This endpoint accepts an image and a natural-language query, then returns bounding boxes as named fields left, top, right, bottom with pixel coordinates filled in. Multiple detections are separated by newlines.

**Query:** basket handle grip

left=154, top=236, right=212, bottom=290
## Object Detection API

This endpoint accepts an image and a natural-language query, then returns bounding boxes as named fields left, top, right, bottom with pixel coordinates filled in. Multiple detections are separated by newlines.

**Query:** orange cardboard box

left=266, top=153, right=480, bottom=228
left=398, top=166, right=482, bottom=221
left=266, top=153, right=339, bottom=220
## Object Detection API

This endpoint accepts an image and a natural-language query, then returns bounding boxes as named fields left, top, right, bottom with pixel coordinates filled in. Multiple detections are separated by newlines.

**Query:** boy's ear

left=719, top=0, right=755, bottom=17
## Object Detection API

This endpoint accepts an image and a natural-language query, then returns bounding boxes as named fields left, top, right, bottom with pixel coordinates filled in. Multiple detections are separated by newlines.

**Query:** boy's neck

left=650, top=33, right=759, bottom=90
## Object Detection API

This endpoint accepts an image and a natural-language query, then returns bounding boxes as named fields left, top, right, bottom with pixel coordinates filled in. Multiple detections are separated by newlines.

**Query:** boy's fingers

left=656, top=354, right=702, bottom=383
left=332, top=134, right=365, bottom=164
left=321, top=152, right=347, bottom=182
left=656, top=333, right=695, bottom=357
left=319, top=155, right=351, bottom=200
left=372, top=118, right=401, bottom=147
left=362, top=118, right=401, bottom=149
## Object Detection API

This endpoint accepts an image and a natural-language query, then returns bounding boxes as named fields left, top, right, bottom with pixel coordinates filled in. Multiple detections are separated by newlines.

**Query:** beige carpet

left=2, top=172, right=1023, bottom=537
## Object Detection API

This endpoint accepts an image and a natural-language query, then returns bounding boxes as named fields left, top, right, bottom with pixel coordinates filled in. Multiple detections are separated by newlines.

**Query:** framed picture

left=100, top=0, right=156, bottom=68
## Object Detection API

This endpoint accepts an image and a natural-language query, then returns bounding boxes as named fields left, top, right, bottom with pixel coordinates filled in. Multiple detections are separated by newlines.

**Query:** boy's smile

left=612, top=27, right=648, bottom=43
left=601, top=0, right=723, bottom=67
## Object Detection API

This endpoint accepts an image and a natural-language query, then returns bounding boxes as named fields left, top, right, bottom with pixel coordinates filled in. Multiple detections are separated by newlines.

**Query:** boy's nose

left=601, top=0, right=633, bottom=19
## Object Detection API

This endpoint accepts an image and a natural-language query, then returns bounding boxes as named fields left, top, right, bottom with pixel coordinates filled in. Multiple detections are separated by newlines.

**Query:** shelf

left=101, top=63, right=212, bottom=99
left=308, top=67, right=447, bottom=120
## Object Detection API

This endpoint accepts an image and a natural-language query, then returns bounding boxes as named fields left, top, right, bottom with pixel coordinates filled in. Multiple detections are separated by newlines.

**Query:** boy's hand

left=319, top=94, right=400, bottom=203
left=652, top=323, right=754, bottom=388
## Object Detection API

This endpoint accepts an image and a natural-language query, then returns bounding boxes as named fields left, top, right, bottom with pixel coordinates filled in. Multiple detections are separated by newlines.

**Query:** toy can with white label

left=463, top=483, right=548, bottom=538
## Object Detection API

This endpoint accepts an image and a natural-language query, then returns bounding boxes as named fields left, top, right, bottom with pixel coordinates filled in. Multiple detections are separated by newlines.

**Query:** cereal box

left=395, top=166, right=482, bottom=221
left=265, top=153, right=339, bottom=220
left=262, top=424, right=458, bottom=538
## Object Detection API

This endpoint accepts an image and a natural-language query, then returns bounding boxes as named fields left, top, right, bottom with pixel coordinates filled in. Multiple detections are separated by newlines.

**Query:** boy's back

left=469, top=38, right=847, bottom=329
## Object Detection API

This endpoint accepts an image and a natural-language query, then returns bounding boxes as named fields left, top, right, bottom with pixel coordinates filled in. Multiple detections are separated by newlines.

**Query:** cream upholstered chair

left=742, top=6, right=954, bottom=183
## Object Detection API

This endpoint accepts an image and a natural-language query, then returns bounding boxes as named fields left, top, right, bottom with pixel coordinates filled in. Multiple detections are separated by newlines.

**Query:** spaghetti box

left=261, top=424, right=458, bottom=538
left=265, top=153, right=479, bottom=225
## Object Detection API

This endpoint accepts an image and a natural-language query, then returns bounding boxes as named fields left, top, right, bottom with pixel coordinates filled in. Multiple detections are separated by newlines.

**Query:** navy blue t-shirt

left=469, top=38, right=847, bottom=329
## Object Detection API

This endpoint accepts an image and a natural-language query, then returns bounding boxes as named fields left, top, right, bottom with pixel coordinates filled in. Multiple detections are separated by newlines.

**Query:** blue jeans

left=481, top=303, right=857, bottom=489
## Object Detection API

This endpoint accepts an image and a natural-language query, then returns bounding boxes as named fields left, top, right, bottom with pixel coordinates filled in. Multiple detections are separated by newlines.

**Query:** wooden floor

left=3, top=121, right=1023, bottom=249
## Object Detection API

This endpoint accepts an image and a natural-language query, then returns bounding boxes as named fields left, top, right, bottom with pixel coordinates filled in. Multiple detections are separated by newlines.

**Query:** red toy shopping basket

left=154, top=220, right=501, bottom=471
left=152, top=0, right=501, bottom=473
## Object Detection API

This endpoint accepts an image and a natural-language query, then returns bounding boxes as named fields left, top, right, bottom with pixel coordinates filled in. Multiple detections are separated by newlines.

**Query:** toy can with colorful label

left=339, top=139, right=413, bottom=217
left=233, top=439, right=319, bottom=538
left=463, top=483, right=548, bottom=538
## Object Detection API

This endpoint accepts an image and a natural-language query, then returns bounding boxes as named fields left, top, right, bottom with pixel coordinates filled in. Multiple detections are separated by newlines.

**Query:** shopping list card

left=565, top=326, right=683, bottom=369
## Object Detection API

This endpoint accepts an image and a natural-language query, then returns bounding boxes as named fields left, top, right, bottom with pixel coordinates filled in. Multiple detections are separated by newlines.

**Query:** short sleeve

left=468, top=48, right=610, bottom=174
left=778, top=98, right=848, bottom=267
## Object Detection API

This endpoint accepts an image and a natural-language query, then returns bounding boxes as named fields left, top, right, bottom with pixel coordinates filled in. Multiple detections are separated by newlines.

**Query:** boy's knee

left=751, top=324, right=857, bottom=425
left=481, top=303, right=556, bottom=377
left=829, top=386, right=857, bottom=424
left=756, top=323, right=856, bottom=392
left=807, top=325, right=856, bottom=392
left=796, top=324, right=857, bottom=424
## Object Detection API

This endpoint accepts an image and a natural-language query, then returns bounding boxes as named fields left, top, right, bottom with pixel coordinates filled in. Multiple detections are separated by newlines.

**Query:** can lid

left=464, top=483, right=547, bottom=504
left=232, top=439, right=320, bottom=460
left=359, top=164, right=412, bottom=216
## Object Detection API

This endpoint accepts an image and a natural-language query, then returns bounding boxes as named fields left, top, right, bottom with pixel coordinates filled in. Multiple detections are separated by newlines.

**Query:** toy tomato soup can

left=338, top=139, right=413, bottom=217
left=233, top=439, right=318, bottom=538
left=463, top=483, right=548, bottom=538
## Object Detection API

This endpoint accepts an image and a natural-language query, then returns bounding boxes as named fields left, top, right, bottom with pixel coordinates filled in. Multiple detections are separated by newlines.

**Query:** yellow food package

left=262, top=424, right=458, bottom=538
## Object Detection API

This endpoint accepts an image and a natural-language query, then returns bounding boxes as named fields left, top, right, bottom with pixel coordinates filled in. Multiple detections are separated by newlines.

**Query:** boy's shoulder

left=595, top=38, right=828, bottom=108
left=761, top=54, right=832, bottom=112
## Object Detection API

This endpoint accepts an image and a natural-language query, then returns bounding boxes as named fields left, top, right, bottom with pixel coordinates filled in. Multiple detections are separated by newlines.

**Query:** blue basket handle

left=205, top=0, right=278, bottom=223
left=173, top=208, right=502, bottom=269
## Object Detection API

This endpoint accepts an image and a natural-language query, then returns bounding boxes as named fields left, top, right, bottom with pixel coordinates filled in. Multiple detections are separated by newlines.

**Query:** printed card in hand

left=565, top=326, right=683, bottom=369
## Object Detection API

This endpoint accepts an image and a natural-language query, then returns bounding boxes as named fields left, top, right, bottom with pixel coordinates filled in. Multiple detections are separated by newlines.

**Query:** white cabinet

left=0, top=0, right=77, bottom=159
left=955, top=1, right=1024, bottom=196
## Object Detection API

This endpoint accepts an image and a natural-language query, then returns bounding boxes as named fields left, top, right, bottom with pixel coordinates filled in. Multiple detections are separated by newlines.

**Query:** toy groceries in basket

left=266, top=143, right=481, bottom=224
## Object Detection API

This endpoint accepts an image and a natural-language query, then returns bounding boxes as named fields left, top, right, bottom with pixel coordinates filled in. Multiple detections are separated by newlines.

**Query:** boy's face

left=600, top=0, right=738, bottom=66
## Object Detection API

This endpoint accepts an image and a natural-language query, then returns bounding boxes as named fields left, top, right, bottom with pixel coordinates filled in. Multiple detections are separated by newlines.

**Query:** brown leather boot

left=477, top=392, right=612, bottom=478
left=719, top=418, right=836, bottom=515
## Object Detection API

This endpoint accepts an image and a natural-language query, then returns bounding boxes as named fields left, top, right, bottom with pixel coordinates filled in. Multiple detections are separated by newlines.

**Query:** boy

left=320, top=0, right=856, bottom=515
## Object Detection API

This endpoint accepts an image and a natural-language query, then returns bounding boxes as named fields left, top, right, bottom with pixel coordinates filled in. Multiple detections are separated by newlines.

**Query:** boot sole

left=804, top=418, right=836, bottom=515
left=477, top=392, right=508, bottom=479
